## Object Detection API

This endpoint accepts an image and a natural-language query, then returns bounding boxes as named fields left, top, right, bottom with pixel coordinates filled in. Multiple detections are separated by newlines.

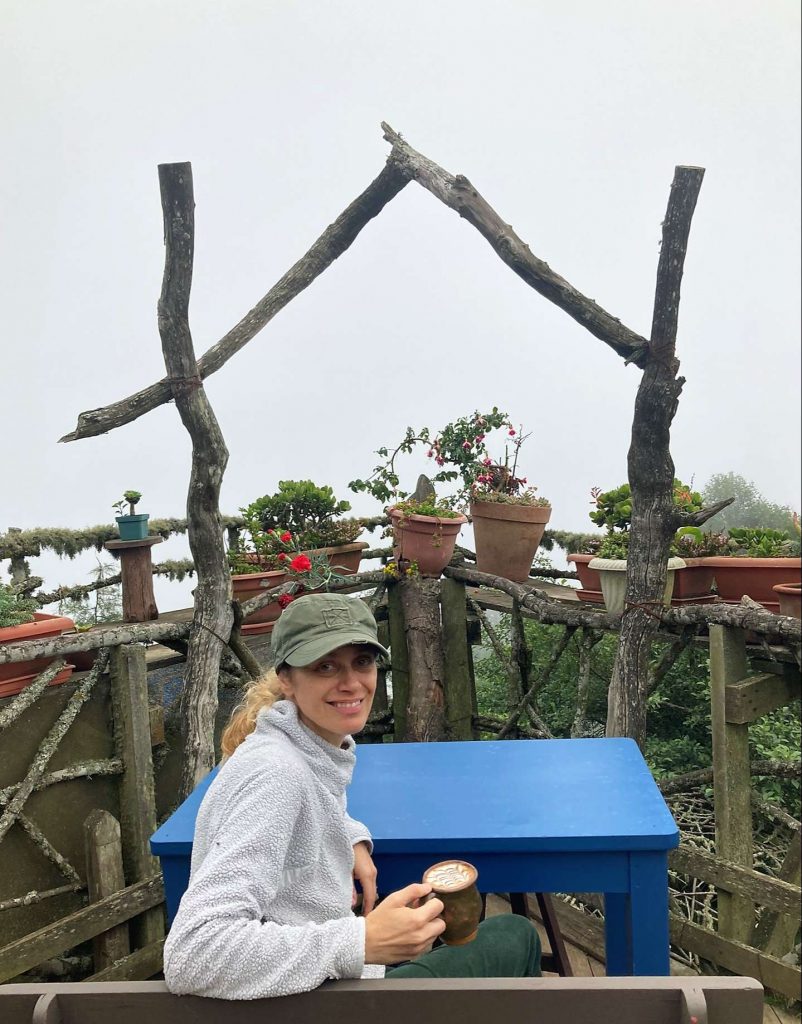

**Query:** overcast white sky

left=2, top=0, right=800, bottom=609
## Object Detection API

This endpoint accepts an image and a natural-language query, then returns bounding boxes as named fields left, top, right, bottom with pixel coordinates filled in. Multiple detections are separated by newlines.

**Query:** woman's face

left=278, top=643, right=378, bottom=746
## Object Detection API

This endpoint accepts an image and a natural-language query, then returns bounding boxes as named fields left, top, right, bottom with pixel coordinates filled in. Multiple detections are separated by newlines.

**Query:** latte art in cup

left=423, top=861, right=478, bottom=892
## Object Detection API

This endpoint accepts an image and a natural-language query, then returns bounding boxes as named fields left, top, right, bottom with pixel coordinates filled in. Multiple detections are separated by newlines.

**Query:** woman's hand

left=364, top=883, right=446, bottom=964
left=352, top=841, right=378, bottom=915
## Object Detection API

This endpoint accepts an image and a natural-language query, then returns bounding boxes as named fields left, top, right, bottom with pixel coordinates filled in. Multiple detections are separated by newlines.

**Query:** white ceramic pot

left=588, top=557, right=685, bottom=615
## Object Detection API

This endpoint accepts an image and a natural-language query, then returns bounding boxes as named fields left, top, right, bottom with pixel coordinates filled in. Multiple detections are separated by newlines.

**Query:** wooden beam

left=84, top=810, right=130, bottom=972
left=725, top=672, right=800, bottom=724
left=669, top=845, right=800, bottom=916
left=110, top=646, right=164, bottom=949
left=87, top=939, right=165, bottom=982
left=0, top=876, right=163, bottom=983
left=387, top=583, right=409, bottom=742
left=710, top=625, right=754, bottom=943
left=441, top=579, right=475, bottom=740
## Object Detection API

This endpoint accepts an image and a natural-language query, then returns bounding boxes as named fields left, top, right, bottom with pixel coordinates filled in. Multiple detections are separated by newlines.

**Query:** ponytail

left=220, top=670, right=284, bottom=760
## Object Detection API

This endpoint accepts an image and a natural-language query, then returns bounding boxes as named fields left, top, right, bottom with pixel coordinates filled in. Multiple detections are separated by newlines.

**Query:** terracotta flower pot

left=568, top=553, right=604, bottom=603
left=588, top=557, right=685, bottom=616
left=230, top=569, right=289, bottom=635
left=0, top=613, right=76, bottom=699
left=670, top=558, right=717, bottom=605
left=702, top=557, right=802, bottom=612
left=773, top=582, right=802, bottom=618
left=470, top=500, right=552, bottom=583
left=309, top=541, right=369, bottom=574
left=389, top=508, right=466, bottom=578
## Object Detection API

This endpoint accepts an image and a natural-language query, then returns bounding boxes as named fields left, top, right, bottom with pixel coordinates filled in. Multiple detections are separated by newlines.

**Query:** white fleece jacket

left=163, top=699, right=385, bottom=999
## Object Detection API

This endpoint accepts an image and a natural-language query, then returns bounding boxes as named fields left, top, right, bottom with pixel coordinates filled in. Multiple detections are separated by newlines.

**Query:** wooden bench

left=0, top=976, right=764, bottom=1023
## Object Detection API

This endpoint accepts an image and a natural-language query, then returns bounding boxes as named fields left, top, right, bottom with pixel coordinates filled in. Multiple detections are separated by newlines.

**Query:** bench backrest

left=0, top=976, right=764, bottom=1024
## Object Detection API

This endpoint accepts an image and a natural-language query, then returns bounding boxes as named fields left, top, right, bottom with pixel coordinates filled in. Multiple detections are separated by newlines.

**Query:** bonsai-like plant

left=112, top=490, right=143, bottom=518
left=240, top=480, right=362, bottom=552
left=349, top=408, right=549, bottom=510
left=588, top=480, right=704, bottom=559
left=0, top=581, right=38, bottom=629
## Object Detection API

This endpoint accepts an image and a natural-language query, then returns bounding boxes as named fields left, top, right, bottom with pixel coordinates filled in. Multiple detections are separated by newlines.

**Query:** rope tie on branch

left=623, top=599, right=667, bottom=621
left=169, top=374, right=204, bottom=399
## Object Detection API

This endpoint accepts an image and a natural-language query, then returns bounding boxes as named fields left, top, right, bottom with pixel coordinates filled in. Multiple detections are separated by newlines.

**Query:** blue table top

left=151, top=737, right=677, bottom=856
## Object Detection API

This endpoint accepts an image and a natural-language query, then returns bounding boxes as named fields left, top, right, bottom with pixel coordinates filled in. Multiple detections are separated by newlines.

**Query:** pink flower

left=277, top=593, right=294, bottom=609
left=280, top=531, right=292, bottom=543
left=482, top=457, right=493, bottom=467
left=461, top=440, right=472, bottom=450
left=290, top=554, right=312, bottom=573
left=436, top=456, right=445, bottom=466
left=277, top=552, right=288, bottom=562
left=474, top=434, right=485, bottom=443
left=508, top=428, right=516, bottom=437
left=426, top=449, right=434, bottom=458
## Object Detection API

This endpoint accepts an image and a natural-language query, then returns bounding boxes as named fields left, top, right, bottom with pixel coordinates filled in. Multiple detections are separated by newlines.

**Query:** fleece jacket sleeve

left=343, top=806, right=373, bottom=853
left=163, top=772, right=365, bottom=1000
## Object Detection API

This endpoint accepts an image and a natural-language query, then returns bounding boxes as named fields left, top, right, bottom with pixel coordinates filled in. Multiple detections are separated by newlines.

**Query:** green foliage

left=240, top=480, right=361, bottom=552
left=725, top=527, right=796, bottom=558
left=112, top=490, right=143, bottom=517
left=0, top=581, right=38, bottom=628
left=597, top=533, right=629, bottom=559
left=58, top=559, right=123, bottom=626
left=391, top=498, right=464, bottom=520
left=671, top=527, right=730, bottom=558
left=589, top=480, right=702, bottom=532
left=349, top=408, right=548, bottom=510
left=702, top=472, right=799, bottom=536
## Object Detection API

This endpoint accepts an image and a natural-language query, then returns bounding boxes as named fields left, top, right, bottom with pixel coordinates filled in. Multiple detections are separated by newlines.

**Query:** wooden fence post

left=104, top=538, right=163, bottom=622
left=84, top=810, right=130, bottom=971
left=387, top=584, right=409, bottom=742
left=709, top=624, right=754, bottom=943
left=374, top=619, right=390, bottom=714
left=110, top=645, right=164, bottom=948
left=440, top=578, right=475, bottom=740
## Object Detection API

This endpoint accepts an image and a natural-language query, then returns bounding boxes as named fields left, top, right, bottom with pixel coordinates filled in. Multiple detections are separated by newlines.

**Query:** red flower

left=508, top=428, right=516, bottom=437
left=435, top=456, right=445, bottom=466
left=290, top=554, right=312, bottom=573
left=482, top=457, right=493, bottom=467
left=277, top=593, right=294, bottom=609
left=461, top=440, right=472, bottom=450
left=426, top=449, right=434, bottom=458
left=277, top=552, right=288, bottom=562
left=280, top=531, right=292, bottom=543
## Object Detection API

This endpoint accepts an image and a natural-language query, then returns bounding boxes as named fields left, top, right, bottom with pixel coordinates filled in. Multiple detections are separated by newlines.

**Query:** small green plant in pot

left=586, top=480, right=701, bottom=614
left=112, top=490, right=150, bottom=541
left=388, top=498, right=467, bottom=578
left=0, top=582, right=38, bottom=629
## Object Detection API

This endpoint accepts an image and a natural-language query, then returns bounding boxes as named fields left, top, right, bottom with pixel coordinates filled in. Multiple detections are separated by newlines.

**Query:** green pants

left=387, top=914, right=541, bottom=979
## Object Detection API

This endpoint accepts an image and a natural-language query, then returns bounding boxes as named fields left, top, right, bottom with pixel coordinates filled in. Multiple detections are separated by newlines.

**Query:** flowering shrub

left=349, top=408, right=549, bottom=510
left=241, top=480, right=362, bottom=552
left=229, top=529, right=349, bottom=593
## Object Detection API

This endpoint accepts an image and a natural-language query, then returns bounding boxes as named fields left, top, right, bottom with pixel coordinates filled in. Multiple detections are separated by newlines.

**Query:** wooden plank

left=84, top=810, right=130, bottom=972
left=0, top=876, right=164, bottom=983
left=669, top=914, right=801, bottom=1003
left=110, top=645, right=164, bottom=949
left=440, top=579, right=475, bottom=740
left=373, top=619, right=390, bottom=713
left=725, top=673, right=800, bottom=724
left=88, top=939, right=165, bottom=982
left=148, top=705, right=165, bottom=746
left=387, top=584, right=409, bottom=742
left=710, top=625, right=754, bottom=943
left=669, top=846, right=801, bottom=916
left=752, top=831, right=802, bottom=959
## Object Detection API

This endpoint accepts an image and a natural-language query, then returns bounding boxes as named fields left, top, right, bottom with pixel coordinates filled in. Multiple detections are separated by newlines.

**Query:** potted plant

left=349, top=407, right=549, bottom=583
left=0, top=582, right=75, bottom=699
left=388, top=498, right=467, bottom=578
left=584, top=480, right=705, bottom=614
left=701, top=527, right=801, bottom=612
left=239, top=480, right=367, bottom=573
left=229, top=481, right=365, bottom=633
left=112, top=490, right=149, bottom=541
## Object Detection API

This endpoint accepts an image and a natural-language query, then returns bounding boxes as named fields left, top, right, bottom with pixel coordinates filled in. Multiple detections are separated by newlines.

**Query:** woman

left=163, top=593, right=540, bottom=1000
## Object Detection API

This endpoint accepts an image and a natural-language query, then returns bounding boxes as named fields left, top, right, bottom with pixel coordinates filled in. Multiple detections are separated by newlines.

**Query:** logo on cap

left=322, top=606, right=352, bottom=629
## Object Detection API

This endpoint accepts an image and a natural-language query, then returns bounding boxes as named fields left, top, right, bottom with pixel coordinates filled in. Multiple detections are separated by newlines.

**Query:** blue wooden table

left=151, top=737, right=678, bottom=975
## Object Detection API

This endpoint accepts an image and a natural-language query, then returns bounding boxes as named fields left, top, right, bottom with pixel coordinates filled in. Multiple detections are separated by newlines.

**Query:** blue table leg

left=629, top=851, right=670, bottom=975
left=604, top=892, right=631, bottom=974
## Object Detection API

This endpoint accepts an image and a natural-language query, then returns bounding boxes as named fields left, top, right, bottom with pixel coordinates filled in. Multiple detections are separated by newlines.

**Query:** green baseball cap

left=271, top=593, right=389, bottom=668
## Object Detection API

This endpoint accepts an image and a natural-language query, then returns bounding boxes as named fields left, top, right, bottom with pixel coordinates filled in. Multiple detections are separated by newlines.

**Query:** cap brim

left=283, top=631, right=390, bottom=668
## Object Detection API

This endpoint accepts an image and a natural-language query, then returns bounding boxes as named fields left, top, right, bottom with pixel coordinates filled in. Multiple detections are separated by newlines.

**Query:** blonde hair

left=220, top=669, right=285, bottom=760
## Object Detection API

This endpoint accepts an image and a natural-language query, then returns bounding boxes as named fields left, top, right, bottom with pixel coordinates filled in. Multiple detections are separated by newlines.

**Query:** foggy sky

left=2, top=0, right=800, bottom=608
